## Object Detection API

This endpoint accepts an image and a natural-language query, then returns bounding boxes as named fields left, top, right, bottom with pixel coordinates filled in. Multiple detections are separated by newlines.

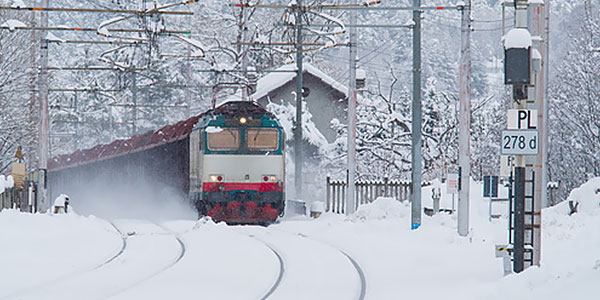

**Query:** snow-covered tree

left=549, top=1, right=600, bottom=201
left=0, top=9, right=36, bottom=173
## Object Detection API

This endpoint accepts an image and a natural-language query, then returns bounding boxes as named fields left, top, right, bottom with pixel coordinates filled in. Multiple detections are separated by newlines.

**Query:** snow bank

left=486, top=178, right=600, bottom=300
left=348, top=197, right=410, bottom=222
left=0, top=210, right=121, bottom=297
left=565, top=177, right=600, bottom=213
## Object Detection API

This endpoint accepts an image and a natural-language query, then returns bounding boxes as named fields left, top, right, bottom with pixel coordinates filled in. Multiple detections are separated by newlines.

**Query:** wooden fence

left=0, top=180, right=37, bottom=213
left=326, top=177, right=415, bottom=214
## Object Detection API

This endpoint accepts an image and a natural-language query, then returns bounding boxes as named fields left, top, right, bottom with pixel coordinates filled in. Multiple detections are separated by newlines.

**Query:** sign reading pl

left=507, top=109, right=537, bottom=129
left=501, top=129, right=538, bottom=155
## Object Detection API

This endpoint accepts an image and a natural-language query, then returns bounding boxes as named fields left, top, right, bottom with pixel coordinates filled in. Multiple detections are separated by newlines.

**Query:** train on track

left=48, top=101, right=286, bottom=224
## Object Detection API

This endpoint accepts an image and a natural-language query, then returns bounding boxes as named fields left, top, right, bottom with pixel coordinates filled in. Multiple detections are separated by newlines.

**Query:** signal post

left=502, top=0, right=546, bottom=272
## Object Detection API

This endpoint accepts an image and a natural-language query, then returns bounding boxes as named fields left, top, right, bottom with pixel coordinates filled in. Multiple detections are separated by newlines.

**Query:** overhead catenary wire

left=0, top=2, right=195, bottom=15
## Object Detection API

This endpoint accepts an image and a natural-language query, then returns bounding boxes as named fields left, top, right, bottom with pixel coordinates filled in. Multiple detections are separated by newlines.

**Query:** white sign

left=447, top=173, right=459, bottom=194
left=507, top=109, right=537, bottom=129
left=501, top=129, right=539, bottom=155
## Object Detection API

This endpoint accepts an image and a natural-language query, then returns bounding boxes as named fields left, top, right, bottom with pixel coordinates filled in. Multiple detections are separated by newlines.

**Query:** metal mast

left=457, top=0, right=472, bottom=237
left=410, top=0, right=422, bottom=229
left=346, top=3, right=358, bottom=214
left=294, top=1, right=304, bottom=200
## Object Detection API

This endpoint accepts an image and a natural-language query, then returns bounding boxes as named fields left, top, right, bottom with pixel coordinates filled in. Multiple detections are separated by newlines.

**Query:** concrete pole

left=457, top=0, right=472, bottom=237
left=29, top=6, right=38, bottom=170
left=294, top=1, right=304, bottom=200
left=38, top=0, right=49, bottom=211
left=346, top=4, right=358, bottom=214
left=529, top=0, right=545, bottom=268
left=410, top=0, right=422, bottom=230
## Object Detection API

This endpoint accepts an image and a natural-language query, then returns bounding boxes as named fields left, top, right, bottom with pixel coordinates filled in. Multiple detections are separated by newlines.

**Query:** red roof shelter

left=48, top=114, right=204, bottom=171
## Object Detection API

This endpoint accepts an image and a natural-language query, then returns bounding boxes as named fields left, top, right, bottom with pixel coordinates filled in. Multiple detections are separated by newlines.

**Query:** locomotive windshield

left=207, top=128, right=239, bottom=150
left=246, top=128, right=279, bottom=151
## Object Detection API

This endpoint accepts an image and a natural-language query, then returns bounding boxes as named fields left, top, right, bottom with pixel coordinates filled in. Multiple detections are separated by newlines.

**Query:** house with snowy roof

left=250, top=62, right=347, bottom=144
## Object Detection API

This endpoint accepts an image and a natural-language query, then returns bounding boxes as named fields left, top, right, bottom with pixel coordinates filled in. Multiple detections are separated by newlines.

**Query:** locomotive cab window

left=246, top=128, right=279, bottom=151
left=206, top=128, right=239, bottom=151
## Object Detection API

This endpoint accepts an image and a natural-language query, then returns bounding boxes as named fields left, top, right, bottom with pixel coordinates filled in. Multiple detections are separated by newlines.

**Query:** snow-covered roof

left=503, top=28, right=532, bottom=49
left=250, top=63, right=348, bottom=101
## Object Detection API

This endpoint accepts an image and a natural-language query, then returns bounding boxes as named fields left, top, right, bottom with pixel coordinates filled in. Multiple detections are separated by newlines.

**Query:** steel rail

left=98, top=221, right=187, bottom=300
left=249, top=235, right=285, bottom=300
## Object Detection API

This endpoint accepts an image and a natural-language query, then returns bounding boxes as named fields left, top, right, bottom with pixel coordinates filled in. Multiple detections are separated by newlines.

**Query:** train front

left=192, top=102, right=285, bottom=224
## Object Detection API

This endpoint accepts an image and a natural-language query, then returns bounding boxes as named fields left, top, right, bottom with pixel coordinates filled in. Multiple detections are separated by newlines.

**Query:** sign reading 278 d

left=501, top=129, right=538, bottom=155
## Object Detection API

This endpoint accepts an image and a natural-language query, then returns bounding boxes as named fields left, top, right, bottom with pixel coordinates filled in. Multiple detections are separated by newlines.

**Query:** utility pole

left=346, top=3, right=358, bottom=214
left=410, top=0, right=422, bottom=230
left=29, top=6, right=38, bottom=170
left=457, top=0, right=472, bottom=237
left=294, top=1, right=304, bottom=200
left=38, top=0, right=49, bottom=211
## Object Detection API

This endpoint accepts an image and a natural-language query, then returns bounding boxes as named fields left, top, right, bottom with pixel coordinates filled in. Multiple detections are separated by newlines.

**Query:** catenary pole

left=346, top=2, right=357, bottom=214
left=131, top=68, right=137, bottom=135
left=457, top=0, right=471, bottom=237
left=410, top=0, right=422, bottom=230
left=544, top=0, right=550, bottom=206
left=38, top=0, right=49, bottom=211
left=241, top=4, right=249, bottom=101
left=529, top=0, right=545, bottom=267
left=294, top=1, right=304, bottom=200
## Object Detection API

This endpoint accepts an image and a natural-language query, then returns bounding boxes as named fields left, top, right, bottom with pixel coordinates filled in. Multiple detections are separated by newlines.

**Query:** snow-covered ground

left=0, top=179, right=598, bottom=300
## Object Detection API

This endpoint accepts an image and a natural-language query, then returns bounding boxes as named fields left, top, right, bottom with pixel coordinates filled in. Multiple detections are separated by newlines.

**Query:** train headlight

left=210, top=175, right=223, bottom=182
left=263, top=175, right=277, bottom=182
left=240, top=117, right=247, bottom=124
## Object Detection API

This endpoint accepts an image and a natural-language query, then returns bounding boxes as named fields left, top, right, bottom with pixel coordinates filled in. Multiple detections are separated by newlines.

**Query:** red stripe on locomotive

left=202, top=182, right=282, bottom=192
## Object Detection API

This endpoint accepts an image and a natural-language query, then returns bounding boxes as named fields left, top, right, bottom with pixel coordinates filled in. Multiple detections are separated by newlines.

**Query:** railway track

left=239, top=227, right=367, bottom=300
left=248, top=235, right=286, bottom=300
left=295, top=232, right=367, bottom=300
left=94, top=221, right=128, bottom=269
left=98, top=220, right=187, bottom=300
left=338, top=249, right=367, bottom=300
